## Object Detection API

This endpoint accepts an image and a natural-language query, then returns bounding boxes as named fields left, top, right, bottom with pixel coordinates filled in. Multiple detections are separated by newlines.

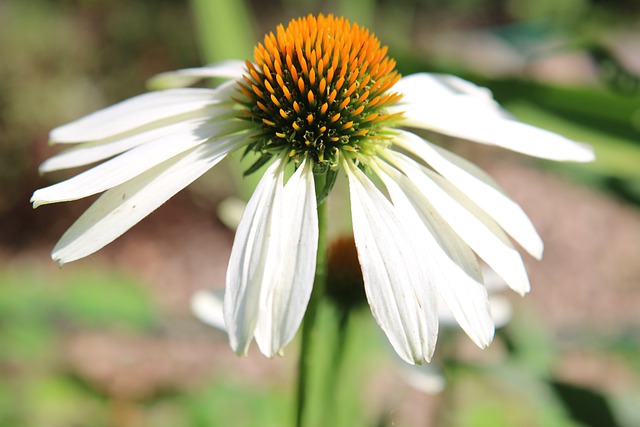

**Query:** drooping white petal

left=254, top=159, right=318, bottom=356
left=224, top=159, right=284, bottom=356
left=437, top=295, right=512, bottom=329
left=395, top=130, right=543, bottom=259
left=482, top=267, right=510, bottom=293
left=374, top=162, right=494, bottom=348
left=32, top=121, right=249, bottom=206
left=387, top=151, right=531, bottom=295
left=191, top=289, right=227, bottom=331
left=391, top=73, right=595, bottom=162
left=147, top=60, right=246, bottom=89
left=398, top=361, right=446, bottom=394
left=51, top=88, right=231, bottom=143
left=374, top=160, right=482, bottom=279
left=51, top=140, right=239, bottom=265
left=224, top=158, right=317, bottom=357
left=39, top=105, right=236, bottom=173
left=346, top=161, right=438, bottom=364
left=487, top=296, right=513, bottom=328
left=216, top=196, right=247, bottom=231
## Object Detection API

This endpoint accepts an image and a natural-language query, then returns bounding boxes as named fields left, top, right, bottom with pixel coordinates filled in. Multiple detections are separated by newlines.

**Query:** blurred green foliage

left=0, top=0, right=200, bottom=247
left=0, top=267, right=153, bottom=426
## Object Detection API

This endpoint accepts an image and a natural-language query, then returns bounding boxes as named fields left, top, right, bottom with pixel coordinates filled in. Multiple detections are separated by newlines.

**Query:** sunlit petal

left=51, top=141, right=238, bottom=265
left=393, top=74, right=595, bottom=162
left=387, top=152, right=531, bottom=295
left=395, top=130, right=543, bottom=259
left=346, top=161, right=438, bottom=364
left=51, top=88, right=232, bottom=143
left=254, top=159, right=318, bottom=356
left=33, top=122, right=248, bottom=206
left=224, top=158, right=285, bottom=356
left=393, top=73, right=508, bottom=119
left=375, top=162, right=494, bottom=348
left=147, top=60, right=246, bottom=89
left=39, top=106, right=236, bottom=172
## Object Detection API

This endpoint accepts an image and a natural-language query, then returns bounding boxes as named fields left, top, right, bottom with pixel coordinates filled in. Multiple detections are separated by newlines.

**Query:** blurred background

left=1, top=0, right=639, bottom=426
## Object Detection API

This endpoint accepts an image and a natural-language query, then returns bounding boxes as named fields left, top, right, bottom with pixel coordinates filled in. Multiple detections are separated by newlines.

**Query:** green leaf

left=243, top=153, right=273, bottom=177
left=550, top=380, right=622, bottom=427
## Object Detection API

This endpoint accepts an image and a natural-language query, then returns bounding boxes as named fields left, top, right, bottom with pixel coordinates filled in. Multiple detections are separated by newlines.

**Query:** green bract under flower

left=237, top=14, right=403, bottom=175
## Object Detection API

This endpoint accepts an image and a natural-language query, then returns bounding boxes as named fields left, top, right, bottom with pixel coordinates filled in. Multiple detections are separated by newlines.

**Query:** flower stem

left=188, top=0, right=253, bottom=63
left=323, top=308, right=352, bottom=426
left=295, top=190, right=328, bottom=427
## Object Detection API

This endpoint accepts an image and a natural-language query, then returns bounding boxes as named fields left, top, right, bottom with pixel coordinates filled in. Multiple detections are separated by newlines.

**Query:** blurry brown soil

left=484, top=155, right=640, bottom=334
left=481, top=152, right=640, bottom=397
left=8, top=152, right=640, bottom=422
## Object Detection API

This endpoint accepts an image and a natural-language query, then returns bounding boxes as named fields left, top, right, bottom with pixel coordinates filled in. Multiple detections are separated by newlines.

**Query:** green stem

left=295, top=193, right=328, bottom=427
left=323, top=308, right=352, bottom=426
left=188, top=0, right=254, bottom=63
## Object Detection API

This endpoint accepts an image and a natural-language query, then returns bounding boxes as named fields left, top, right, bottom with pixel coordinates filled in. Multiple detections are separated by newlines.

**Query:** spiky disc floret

left=237, top=14, right=403, bottom=173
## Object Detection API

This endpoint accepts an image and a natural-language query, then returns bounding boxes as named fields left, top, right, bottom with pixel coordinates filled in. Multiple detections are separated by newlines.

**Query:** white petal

left=398, top=73, right=494, bottom=99
left=224, top=159, right=317, bottom=357
left=33, top=121, right=248, bottom=206
left=253, top=159, right=318, bottom=356
left=216, top=196, right=247, bottom=231
left=51, top=140, right=237, bottom=265
left=191, top=289, right=227, bottom=331
left=398, top=361, right=446, bottom=394
left=488, top=296, right=513, bottom=328
left=375, top=162, right=494, bottom=348
left=375, top=160, right=482, bottom=280
left=424, top=74, right=498, bottom=103
left=392, top=74, right=594, bottom=162
left=482, top=266, right=509, bottom=293
left=387, top=152, right=531, bottom=295
left=346, top=161, right=438, bottom=364
left=51, top=88, right=231, bottom=143
left=395, top=130, right=543, bottom=259
left=39, top=105, right=236, bottom=172
left=147, top=60, right=246, bottom=89
left=224, top=159, right=284, bottom=356
left=392, top=73, right=508, bottom=120
left=436, top=294, right=512, bottom=329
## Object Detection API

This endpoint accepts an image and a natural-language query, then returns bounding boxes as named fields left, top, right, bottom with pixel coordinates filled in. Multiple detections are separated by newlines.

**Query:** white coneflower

left=32, top=14, right=593, bottom=364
